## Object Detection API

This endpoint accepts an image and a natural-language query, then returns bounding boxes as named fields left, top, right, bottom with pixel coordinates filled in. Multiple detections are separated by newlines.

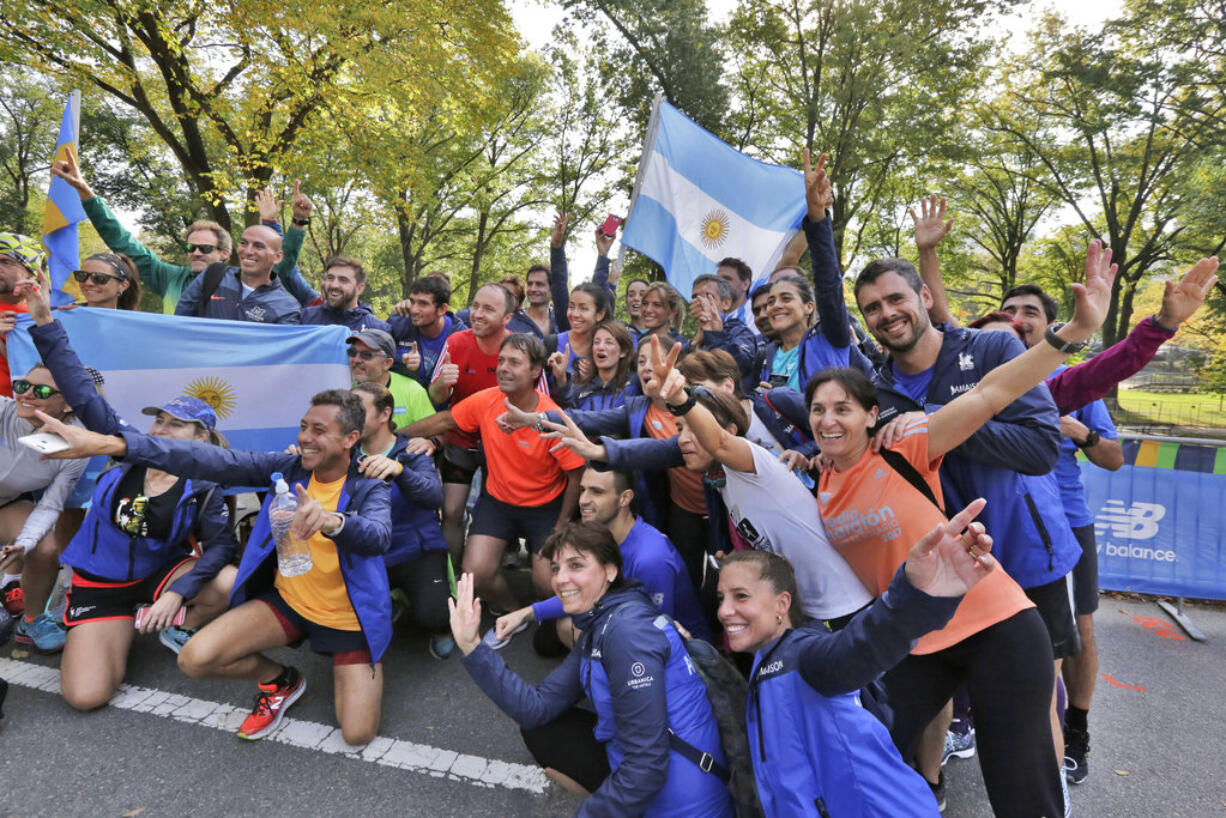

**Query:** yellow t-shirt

left=274, top=474, right=360, bottom=631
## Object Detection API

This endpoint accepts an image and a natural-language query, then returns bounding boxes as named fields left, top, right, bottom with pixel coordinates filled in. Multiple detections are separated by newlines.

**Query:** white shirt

left=721, top=442, right=873, bottom=619
left=728, top=299, right=759, bottom=334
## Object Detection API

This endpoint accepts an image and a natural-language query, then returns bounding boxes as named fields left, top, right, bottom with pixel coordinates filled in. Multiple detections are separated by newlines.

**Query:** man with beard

left=300, top=257, right=390, bottom=333
left=0, top=233, right=39, bottom=396
left=346, top=329, right=433, bottom=430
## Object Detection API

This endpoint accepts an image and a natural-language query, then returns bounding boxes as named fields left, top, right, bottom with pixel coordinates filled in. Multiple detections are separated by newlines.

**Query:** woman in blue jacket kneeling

left=719, top=501, right=997, bottom=818
left=450, top=521, right=732, bottom=817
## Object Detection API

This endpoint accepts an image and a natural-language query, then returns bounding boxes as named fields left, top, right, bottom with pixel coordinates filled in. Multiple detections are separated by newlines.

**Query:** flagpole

left=617, top=92, right=665, bottom=271
left=69, top=89, right=80, bottom=137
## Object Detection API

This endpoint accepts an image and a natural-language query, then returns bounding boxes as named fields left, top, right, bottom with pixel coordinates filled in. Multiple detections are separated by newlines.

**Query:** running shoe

left=1064, top=724, right=1090, bottom=785
left=928, top=771, right=946, bottom=813
left=14, top=613, right=66, bottom=653
left=428, top=633, right=456, bottom=660
left=942, top=727, right=976, bottom=765
left=482, top=621, right=529, bottom=651
left=158, top=625, right=197, bottom=655
left=1, top=581, right=23, bottom=617
left=1061, top=762, right=1072, bottom=816
left=237, top=668, right=306, bottom=740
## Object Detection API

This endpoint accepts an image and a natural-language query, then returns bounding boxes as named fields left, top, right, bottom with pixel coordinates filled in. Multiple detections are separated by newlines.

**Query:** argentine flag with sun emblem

left=621, top=98, right=807, bottom=298
left=7, top=309, right=350, bottom=453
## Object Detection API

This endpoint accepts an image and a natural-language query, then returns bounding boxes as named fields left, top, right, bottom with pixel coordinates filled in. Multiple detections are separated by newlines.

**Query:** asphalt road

left=2, top=593, right=1223, bottom=818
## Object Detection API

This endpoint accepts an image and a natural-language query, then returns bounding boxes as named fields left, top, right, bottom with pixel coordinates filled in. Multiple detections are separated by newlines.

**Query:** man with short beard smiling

left=300, top=256, right=390, bottom=334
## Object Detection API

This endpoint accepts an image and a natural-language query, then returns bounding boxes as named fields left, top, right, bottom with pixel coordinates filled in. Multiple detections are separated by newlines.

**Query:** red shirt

left=0, top=302, right=29, bottom=397
left=432, top=328, right=509, bottom=448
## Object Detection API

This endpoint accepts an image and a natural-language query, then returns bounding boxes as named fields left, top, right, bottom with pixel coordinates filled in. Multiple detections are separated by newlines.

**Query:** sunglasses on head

left=347, top=348, right=386, bottom=361
left=12, top=379, right=61, bottom=399
left=72, top=270, right=123, bottom=286
left=185, top=243, right=219, bottom=254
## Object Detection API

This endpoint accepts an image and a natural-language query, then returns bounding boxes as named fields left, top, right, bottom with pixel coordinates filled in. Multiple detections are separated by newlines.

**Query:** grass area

left=1113, top=388, right=1226, bottom=430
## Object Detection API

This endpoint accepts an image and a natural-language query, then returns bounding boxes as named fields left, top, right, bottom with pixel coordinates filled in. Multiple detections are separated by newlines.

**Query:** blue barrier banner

left=1080, top=461, right=1226, bottom=601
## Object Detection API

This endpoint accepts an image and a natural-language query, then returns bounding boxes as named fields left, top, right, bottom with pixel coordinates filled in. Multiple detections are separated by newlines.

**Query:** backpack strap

left=668, top=728, right=730, bottom=782
left=878, top=447, right=946, bottom=518
left=198, top=262, right=229, bottom=313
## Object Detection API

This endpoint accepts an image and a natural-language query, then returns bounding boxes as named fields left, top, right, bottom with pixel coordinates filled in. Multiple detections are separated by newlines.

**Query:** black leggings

left=665, top=504, right=708, bottom=593
left=520, top=707, right=610, bottom=793
left=386, top=550, right=451, bottom=634
left=882, top=608, right=1062, bottom=818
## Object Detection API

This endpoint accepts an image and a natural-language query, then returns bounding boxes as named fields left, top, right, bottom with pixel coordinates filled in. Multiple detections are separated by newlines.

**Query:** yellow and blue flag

left=42, top=90, right=84, bottom=307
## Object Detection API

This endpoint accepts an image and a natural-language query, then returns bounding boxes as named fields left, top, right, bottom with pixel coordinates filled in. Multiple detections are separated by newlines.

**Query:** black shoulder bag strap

left=199, top=262, right=228, bottom=312
left=877, top=447, right=947, bottom=518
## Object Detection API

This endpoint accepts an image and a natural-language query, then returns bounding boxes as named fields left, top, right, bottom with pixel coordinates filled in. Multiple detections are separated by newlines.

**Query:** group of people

left=0, top=143, right=1219, bottom=817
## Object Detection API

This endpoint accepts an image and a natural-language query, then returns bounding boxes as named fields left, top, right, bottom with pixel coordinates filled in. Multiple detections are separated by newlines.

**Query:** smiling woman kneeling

left=450, top=521, right=732, bottom=817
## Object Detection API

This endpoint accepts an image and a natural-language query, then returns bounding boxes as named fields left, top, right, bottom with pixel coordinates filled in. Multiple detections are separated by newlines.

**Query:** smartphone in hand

left=134, top=604, right=187, bottom=630
left=599, top=214, right=623, bottom=238
left=18, top=432, right=70, bottom=455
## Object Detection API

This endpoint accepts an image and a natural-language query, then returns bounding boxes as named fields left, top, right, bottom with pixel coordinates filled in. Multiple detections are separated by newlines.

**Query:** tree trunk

left=396, top=201, right=417, bottom=299
left=468, top=209, right=490, bottom=306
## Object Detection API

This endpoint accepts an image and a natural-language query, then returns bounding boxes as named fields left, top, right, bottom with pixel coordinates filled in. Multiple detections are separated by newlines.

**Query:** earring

left=776, top=615, right=783, bottom=625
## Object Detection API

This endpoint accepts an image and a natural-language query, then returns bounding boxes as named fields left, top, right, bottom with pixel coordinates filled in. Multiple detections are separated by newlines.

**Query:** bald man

left=175, top=225, right=302, bottom=324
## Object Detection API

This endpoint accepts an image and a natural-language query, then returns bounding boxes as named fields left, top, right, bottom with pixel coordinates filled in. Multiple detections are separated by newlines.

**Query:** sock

left=263, top=665, right=296, bottom=688
left=1066, top=705, right=1089, bottom=733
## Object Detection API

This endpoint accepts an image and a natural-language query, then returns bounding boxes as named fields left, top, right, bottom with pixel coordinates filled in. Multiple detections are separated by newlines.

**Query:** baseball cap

left=0, top=233, right=47, bottom=274
left=142, top=396, right=218, bottom=430
left=346, top=329, right=395, bottom=358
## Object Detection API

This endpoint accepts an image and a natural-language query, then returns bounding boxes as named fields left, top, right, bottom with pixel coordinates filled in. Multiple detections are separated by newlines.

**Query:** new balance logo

left=1095, top=501, right=1165, bottom=540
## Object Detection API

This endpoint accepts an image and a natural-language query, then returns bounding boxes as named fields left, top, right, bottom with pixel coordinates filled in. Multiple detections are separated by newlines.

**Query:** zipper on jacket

left=815, top=796, right=831, bottom=818
left=1022, top=492, right=1055, bottom=572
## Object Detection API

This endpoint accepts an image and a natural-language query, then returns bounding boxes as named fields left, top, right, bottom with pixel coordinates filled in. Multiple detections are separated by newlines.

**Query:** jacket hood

left=571, top=582, right=652, bottom=631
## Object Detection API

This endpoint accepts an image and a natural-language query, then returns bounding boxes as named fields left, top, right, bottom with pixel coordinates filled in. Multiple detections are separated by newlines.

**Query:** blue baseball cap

left=142, top=396, right=218, bottom=430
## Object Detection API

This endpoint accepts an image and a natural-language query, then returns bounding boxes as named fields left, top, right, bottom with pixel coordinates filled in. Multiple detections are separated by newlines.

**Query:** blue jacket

left=761, top=215, right=872, bottom=388
left=117, top=432, right=394, bottom=662
left=463, top=585, right=732, bottom=817
left=175, top=267, right=302, bottom=324
left=261, top=219, right=321, bottom=306
left=387, top=312, right=467, bottom=387
left=300, top=302, right=391, bottom=334
left=748, top=568, right=955, bottom=818
left=872, top=324, right=1075, bottom=588
left=370, top=437, right=446, bottom=566
left=553, top=375, right=631, bottom=413
left=695, top=316, right=762, bottom=396
left=30, top=320, right=235, bottom=598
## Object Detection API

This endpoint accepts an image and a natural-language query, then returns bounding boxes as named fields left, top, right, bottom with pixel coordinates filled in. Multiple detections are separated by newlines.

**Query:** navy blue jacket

left=261, top=219, right=321, bottom=306
left=873, top=324, right=1074, bottom=587
left=117, top=433, right=394, bottom=662
left=300, top=302, right=391, bottom=334
left=748, top=568, right=954, bottom=817
left=552, top=375, right=631, bottom=413
left=30, top=320, right=236, bottom=598
left=368, top=436, right=446, bottom=566
left=175, top=267, right=302, bottom=324
left=695, top=316, right=762, bottom=396
left=387, top=312, right=467, bottom=387
left=463, top=585, right=732, bottom=817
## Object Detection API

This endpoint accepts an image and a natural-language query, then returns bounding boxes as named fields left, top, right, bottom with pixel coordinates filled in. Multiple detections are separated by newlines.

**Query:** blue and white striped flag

left=621, top=98, right=807, bottom=298
left=8, top=309, right=350, bottom=453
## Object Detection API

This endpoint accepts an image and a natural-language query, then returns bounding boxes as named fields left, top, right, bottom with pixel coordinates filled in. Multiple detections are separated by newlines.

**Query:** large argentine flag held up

left=8, top=309, right=351, bottom=453
left=621, top=97, right=807, bottom=298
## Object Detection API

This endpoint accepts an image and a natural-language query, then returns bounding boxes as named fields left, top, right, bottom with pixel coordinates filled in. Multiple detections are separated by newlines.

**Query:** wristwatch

left=291, top=217, right=311, bottom=227
left=1077, top=430, right=1101, bottom=449
left=666, top=386, right=708, bottom=417
left=1043, top=322, right=1088, bottom=355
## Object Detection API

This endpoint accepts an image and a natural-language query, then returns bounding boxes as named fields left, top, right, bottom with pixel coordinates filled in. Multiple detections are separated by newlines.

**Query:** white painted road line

left=0, top=657, right=549, bottom=794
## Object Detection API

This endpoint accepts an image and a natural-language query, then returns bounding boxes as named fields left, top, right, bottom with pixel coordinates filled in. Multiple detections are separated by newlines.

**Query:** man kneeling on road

left=37, top=390, right=392, bottom=746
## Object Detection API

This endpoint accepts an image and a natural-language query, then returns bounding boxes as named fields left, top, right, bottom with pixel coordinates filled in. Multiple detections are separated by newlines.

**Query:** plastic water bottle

left=44, top=565, right=71, bottom=622
left=269, top=473, right=312, bottom=577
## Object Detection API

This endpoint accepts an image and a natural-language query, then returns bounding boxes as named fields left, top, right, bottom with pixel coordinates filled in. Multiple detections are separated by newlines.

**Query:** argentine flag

left=621, top=98, right=807, bottom=298
left=8, top=309, right=350, bottom=453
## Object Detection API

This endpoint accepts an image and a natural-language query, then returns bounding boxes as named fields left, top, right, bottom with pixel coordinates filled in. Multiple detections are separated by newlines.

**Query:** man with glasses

left=0, top=233, right=41, bottom=396
left=51, top=148, right=319, bottom=313
left=347, top=329, right=433, bottom=429
left=175, top=225, right=302, bottom=324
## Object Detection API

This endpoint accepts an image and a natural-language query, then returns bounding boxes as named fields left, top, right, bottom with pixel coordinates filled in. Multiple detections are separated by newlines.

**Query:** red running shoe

left=237, top=667, right=305, bottom=740
left=1, top=582, right=23, bottom=618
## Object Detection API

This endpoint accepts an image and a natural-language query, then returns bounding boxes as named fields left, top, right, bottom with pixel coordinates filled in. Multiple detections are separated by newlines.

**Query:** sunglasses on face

left=72, top=270, right=123, bottom=286
left=185, top=243, right=219, bottom=254
left=12, top=379, right=61, bottom=399
left=347, top=348, right=386, bottom=361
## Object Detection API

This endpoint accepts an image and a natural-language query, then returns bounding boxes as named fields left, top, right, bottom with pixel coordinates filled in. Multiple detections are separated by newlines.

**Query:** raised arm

left=549, top=212, right=571, bottom=331
left=267, top=181, right=321, bottom=306
left=911, top=195, right=957, bottom=327
left=803, top=150, right=853, bottom=349
left=927, top=240, right=1116, bottom=460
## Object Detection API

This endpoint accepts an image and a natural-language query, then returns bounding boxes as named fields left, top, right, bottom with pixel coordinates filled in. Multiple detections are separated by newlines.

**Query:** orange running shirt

left=274, top=474, right=360, bottom=631
left=817, top=416, right=1033, bottom=654
left=643, top=404, right=707, bottom=514
left=450, top=387, right=584, bottom=506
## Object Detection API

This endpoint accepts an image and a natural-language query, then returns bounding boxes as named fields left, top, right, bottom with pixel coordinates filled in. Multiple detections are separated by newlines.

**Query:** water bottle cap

left=271, top=472, right=289, bottom=493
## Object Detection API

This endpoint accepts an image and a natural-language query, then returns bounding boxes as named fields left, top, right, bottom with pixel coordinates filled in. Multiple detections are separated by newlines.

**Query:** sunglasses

left=72, top=270, right=123, bottom=286
left=185, top=243, right=219, bottom=254
left=12, top=379, right=61, bottom=399
left=347, top=348, right=386, bottom=361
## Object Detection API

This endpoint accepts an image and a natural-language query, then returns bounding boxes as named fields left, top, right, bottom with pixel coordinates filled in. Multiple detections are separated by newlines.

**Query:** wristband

left=291, top=217, right=311, bottom=227
left=1077, top=430, right=1101, bottom=449
left=1043, top=322, right=1088, bottom=355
